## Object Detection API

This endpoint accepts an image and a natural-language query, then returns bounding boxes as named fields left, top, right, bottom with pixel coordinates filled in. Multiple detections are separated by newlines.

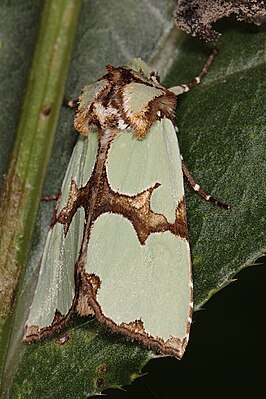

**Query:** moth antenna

left=184, top=49, right=217, bottom=89
left=170, top=49, right=217, bottom=95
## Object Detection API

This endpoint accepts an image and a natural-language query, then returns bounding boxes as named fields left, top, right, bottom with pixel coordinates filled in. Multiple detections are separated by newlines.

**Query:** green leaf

left=9, top=319, right=149, bottom=398
left=0, top=0, right=265, bottom=397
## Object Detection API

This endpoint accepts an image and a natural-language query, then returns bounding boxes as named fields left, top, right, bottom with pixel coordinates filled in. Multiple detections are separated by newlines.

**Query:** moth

left=24, top=51, right=228, bottom=358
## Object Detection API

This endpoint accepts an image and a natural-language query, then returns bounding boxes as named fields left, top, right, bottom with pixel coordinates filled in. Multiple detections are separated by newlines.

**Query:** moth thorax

left=92, top=102, right=121, bottom=129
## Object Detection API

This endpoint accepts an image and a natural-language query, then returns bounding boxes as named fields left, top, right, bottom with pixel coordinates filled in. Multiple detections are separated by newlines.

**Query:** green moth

left=24, top=52, right=227, bottom=358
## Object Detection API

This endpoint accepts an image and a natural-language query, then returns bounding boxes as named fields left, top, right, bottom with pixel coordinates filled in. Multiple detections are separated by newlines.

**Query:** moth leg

left=41, top=194, right=59, bottom=201
left=63, top=97, right=78, bottom=108
left=182, top=160, right=231, bottom=211
left=170, top=49, right=217, bottom=95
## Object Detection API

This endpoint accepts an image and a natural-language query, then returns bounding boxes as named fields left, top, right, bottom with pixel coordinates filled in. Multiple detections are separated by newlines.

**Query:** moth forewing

left=24, top=133, right=98, bottom=341
left=24, top=58, right=197, bottom=358
left=83, top=119, right=192, bottom=358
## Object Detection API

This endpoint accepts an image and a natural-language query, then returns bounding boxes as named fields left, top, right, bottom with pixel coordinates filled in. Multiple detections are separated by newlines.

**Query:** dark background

left=101, top=256, right=266, bottom=398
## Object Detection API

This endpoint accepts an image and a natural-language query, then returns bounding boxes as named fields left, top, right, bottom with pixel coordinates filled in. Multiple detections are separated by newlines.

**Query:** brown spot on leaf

left=58, top=334, right=70, bottom=345
left=96, top=364, right=109, bottom=373
left=41, top=106, right=52, bottom=116
left=95, top=377, right=105, bottom=388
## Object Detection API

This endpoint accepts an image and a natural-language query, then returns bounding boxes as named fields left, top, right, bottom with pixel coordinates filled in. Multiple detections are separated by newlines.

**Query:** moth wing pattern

left=84, top=118, right=192, bottom=357
left=24, top=133, right=98, bottom=339
left=24, top=58, right=196, bottom=358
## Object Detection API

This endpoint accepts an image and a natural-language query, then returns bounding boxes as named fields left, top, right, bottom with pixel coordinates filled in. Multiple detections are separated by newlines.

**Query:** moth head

left=127, top=58, right=160, bottom=84
left=74, top=59, right=177, bottom=138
